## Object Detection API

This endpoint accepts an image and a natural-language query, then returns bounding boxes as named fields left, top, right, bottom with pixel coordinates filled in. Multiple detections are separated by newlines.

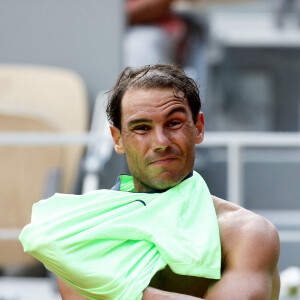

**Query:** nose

left=151, top=128, right=171, bottom=151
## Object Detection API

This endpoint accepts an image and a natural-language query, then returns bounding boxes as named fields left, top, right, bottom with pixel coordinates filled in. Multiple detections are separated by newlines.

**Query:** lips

left=148, top=157, right=178, bottom=165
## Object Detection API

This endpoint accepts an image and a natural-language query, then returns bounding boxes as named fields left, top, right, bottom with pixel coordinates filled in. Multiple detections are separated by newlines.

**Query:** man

left=55, top=64, right=280, bottom=299
left=19, top=64, right=279, bottom=299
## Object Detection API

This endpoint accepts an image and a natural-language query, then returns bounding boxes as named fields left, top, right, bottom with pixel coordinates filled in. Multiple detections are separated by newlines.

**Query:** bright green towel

left=19, top=171, right=221, bottom=300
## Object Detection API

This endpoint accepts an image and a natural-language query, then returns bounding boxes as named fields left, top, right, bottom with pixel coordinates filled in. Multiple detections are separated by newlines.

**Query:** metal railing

left=200, top=132, right=300, bottom=205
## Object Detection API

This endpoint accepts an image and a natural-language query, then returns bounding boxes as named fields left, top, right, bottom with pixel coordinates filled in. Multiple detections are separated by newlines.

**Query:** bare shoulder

left=212, top=195, right=280, bottom=270
left=206, top=196, right=280, bottom=299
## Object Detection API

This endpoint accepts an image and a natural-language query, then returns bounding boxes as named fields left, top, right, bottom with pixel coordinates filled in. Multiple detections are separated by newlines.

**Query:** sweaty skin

left=58, top=88, right=280, bottom=300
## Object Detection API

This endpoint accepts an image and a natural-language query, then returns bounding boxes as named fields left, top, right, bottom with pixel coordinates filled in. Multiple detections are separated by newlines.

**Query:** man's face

left=110, top=87, right=204, bottom=192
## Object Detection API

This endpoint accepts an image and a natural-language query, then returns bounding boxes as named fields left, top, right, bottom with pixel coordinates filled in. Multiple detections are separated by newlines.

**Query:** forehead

left=121, top=87, right=189, bottom=118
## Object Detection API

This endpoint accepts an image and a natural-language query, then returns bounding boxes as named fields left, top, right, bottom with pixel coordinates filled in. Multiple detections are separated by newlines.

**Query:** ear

left=110, top=125, right=125, bottom=154
left=195, top=112, right=204, bottom=145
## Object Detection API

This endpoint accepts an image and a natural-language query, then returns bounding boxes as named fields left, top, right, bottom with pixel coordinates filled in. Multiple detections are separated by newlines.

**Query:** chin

left=151, top=172, right=184, bottom=190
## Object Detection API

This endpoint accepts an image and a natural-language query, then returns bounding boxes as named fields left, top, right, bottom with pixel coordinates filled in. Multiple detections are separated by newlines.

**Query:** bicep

left=208, top=212, right=280, bottom=300
left=57, top=277, right=87, bottom=300
left=205, top=270, right=273, bottom=300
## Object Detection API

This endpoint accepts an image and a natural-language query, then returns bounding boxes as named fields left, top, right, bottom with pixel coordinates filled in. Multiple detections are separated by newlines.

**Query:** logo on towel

left=134, top=199, right=146, bottom=206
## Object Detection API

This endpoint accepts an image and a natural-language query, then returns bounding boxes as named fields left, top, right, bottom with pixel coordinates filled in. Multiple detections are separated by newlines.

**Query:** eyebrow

left=166, top=106, right=187, bottom=118
left=127, top=118, right=152, bottom=128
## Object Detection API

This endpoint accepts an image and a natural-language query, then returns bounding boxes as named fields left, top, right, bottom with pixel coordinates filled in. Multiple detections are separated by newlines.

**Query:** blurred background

left=0, top=0, right=299, bottom=298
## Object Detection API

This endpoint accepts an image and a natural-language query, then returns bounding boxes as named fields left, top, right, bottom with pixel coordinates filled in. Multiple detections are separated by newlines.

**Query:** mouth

left=148, top=157, right=178, bottom=166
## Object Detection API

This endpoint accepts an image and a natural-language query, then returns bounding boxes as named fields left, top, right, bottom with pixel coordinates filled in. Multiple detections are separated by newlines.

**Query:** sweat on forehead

left=121, top=88, right=187, bottom=115
left=128, top=70, right=181, bottom=89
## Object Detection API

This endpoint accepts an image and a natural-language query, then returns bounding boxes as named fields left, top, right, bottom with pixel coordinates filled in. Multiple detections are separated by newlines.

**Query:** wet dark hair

left=106, top=64, right=201, bottom=130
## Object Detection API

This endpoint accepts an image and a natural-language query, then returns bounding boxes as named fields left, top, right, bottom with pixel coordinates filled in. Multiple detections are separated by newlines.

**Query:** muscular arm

left=143, top=272, right=279, bottom=300
left=126, top=0, right=174, bottom=25
left=204, top=207, right=280, bottom=300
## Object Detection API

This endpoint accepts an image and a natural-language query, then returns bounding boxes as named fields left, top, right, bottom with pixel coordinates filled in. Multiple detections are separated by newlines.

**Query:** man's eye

left=134, top=125, right=150, bottom=133
left=168, top=121, right=182, bottom=128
